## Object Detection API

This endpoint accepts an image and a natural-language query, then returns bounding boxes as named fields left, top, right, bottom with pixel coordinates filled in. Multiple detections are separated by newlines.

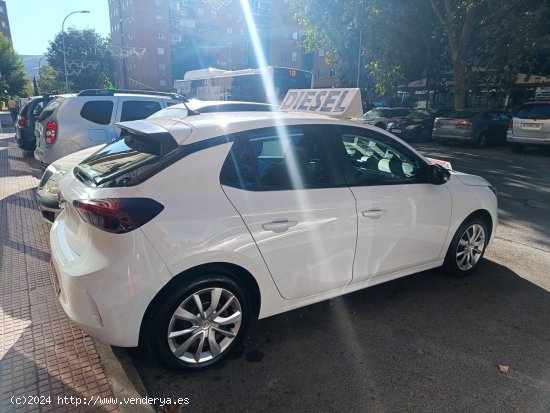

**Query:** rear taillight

left=457, top=120, right=473, bottom=127
left=45, top=121, right=57, bottom=144
left=73, top=198, right=164, bottom=234
left=508, top=119, right=513, bottom=129
left=18, top=116, right=26, bottom=131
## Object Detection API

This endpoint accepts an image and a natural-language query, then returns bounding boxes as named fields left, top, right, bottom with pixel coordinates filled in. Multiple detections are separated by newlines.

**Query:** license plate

left=391, top=129, right=402, bottom=134
left=441, top=124, right=456, bottom=129
left=521, top=123, right=542, bottom=129
left=50, top=260, right=60, bottom=295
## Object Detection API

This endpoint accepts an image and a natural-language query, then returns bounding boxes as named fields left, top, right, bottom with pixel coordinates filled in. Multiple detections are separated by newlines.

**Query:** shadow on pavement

left=128, top=260, right=550, bottom=413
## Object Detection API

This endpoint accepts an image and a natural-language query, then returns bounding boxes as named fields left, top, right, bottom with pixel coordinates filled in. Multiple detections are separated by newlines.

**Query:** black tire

left=476, top=133, right=489, bottom=148
left=510, top=143, right=525, bottom=153
left=143, top=274, right=252, bottom=372
left=374, top=122, right=386, bottom=129
left=444, top=216, right=489, bottom=277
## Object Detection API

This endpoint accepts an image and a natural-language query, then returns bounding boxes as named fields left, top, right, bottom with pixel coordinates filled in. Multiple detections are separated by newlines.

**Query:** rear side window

left=221, top=126, right=332, bottom=191
left=80, top=101, right=114, bottom=125
left=120, top=100, right=162, bottom=121
left=515, top=104, right=550, bottom=120
left=38, top=98, right=63, bottom=122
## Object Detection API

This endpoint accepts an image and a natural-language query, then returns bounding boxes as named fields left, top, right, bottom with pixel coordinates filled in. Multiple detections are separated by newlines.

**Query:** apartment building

left=108, top=0, right=337, bottom=91
left=0, top=0, right=11, bottom=41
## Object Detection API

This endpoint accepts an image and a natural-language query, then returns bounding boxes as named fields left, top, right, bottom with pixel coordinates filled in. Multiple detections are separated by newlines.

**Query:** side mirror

left=429, top=164, right=451, bottom=185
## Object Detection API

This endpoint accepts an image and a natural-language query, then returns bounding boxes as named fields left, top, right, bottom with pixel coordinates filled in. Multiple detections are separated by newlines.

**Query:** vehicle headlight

left=387, top=122, right=395, bottom=129
left=44, top=168, right=68, bottom=195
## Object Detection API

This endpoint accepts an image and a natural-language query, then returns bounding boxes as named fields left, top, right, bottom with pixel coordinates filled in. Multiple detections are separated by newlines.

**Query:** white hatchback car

left=50, top=89, right=497, bottom=372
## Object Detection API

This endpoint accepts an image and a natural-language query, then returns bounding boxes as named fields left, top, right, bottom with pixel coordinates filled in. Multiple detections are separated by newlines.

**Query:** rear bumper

left=432, top=128, right=475, bottom=141
left=507, top=133, right=550, bottom=146
left=50, top=215, right=174, bottom=347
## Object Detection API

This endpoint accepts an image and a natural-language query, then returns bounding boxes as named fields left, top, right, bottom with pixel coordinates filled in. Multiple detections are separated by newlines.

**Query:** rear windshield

left=37, top=97, right=63, bottom=122
left=75, top=130, right=187, bottom=187
left=76, top=136, right=158, bottom=186
left=447, top=110, right=479, bottom=119
left=515, top=104, right=550, bottom=120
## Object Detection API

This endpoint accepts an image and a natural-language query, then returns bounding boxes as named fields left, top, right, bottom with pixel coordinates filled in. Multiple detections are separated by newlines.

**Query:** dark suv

left=15, top=95, right=53, bottom=151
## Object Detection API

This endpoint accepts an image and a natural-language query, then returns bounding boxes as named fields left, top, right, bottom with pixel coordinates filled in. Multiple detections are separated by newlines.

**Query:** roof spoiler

left=115, top=120, right=178, bottom=156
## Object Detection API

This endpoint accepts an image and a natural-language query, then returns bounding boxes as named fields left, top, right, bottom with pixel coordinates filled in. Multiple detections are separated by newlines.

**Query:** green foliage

left=46, top=28, right=114, bottom=92
left=0, top=33, right=31, bottom=100
left=291, top=0, right=550, bottom=107
left=37, top=65, right=65, bottom=95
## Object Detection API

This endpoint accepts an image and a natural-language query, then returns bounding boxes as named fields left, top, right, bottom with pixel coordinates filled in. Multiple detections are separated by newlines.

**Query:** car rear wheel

left=476, top=133, right=489, bottom=148
left=144, top=275, right=252, bottom=372
left=444, top=216, right=488, bottom=277
left=510, top=143, right=525, bottom=153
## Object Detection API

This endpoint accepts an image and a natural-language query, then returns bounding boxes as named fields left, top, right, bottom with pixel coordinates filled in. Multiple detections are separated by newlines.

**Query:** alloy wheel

left=167, top=287, right=242, bottom=364
left=455, top=223, right=486, bottom=271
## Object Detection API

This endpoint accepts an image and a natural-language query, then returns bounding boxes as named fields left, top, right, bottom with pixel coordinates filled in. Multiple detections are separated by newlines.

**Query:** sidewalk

left=0, top=130, right=119, bottom=412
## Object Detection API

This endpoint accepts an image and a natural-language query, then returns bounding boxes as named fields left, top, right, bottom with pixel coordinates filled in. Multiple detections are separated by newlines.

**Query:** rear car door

left=221, top=125, right=358, bottom=300
left=330, top=125, right=452, bottom=282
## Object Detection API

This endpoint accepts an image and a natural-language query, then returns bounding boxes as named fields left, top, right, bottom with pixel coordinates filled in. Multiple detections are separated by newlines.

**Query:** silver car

left=34, top=90, right=184, bottom=166
left=356, top=107, right=410, bottom=129
left=507, top=101, right=550, bottom=152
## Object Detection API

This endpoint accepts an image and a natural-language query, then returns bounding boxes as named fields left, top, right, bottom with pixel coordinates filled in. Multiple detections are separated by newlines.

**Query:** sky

left=7, top=0, right=111, bottom=55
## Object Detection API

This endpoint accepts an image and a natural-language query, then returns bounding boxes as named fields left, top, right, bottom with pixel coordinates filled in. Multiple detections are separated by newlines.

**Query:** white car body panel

left=351, top=183, right=452, bottom=281
left=223, top=185, right=357, bottom=299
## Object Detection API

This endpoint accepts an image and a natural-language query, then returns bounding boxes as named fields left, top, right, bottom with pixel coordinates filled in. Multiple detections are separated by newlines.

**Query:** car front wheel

left=444, top=217, right=489, bottom=277
left=144, top=275, right=252, bottom=372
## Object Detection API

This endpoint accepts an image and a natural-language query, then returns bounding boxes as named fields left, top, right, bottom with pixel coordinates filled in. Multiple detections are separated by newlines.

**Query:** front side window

left=120, top=100, right=162, bottom=122
left=337, top=128, right=421, bottom=186
left=221, top=126, right=332, bottom=191
left=80, top=101, right=114, bottom=125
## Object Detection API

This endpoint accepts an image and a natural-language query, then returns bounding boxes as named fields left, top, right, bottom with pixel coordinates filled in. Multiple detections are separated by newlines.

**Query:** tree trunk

left=453, top=59, right=467, bottom=109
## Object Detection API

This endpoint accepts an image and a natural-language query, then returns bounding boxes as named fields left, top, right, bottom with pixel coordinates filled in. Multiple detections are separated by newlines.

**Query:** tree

left=293, top=0, right=550, bottom=109
left=37, top=65, right=65, bottom=95
left=46, top=28, right=114, bottom=92
left=292, top=0, right=440, bottom=97
left=0, top=33, right=31, bottom=100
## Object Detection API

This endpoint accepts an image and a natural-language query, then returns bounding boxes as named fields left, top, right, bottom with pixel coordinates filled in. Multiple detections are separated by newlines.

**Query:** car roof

left=137, top=111, right=357, bottom=146
left=186, top=99, right=275, bottom=109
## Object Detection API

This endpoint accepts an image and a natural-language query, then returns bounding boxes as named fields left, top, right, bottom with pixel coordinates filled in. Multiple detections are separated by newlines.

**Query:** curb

left=93, top=339, right=155, bottom=413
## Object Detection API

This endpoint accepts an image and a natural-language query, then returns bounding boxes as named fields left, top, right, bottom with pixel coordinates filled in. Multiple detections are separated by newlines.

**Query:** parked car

left=357, top=107, right=410, bottom=129
left=50, top=89, right=497, bottom=372
left=36, top=100, right=277, bottom=224
left=33, top=89, right=185, bottom=167
left=386, top=107, right=454, bottom=142
left=506, top=101, right=550, bottom=152
left=432, top=108, right=510, bottom=147
left=15, top=95, right=53, bottom=151
left=36, top=144, right=104, bottom=223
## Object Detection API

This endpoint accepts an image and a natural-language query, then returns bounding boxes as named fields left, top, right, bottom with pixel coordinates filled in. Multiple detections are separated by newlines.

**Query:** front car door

left=221, top=125, right=357, bottom=300
left=329, top=125, right=452, bottom=282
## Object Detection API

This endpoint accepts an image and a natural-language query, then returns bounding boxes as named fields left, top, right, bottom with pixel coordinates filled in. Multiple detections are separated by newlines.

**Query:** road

left=128, top=142, right=550, bottom=413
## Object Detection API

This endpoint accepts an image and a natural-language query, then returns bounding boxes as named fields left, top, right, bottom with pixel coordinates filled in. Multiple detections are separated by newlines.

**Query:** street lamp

left=62, top=10, right=90, bottom=92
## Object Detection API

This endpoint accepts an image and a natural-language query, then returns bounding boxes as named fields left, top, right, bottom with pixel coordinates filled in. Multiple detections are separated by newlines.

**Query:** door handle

left=262, top=219, right=298, bottom=233
left=362, top=209, right=387, bottom=219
